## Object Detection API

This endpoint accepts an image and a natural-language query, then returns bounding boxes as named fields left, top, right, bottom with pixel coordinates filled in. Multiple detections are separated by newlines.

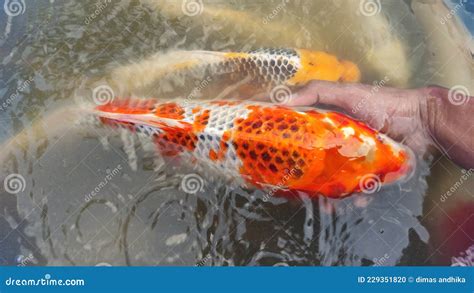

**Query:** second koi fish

left=109, top=48, right=361, bottom=97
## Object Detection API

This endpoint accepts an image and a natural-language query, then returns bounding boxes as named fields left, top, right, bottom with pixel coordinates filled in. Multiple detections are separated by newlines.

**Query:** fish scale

left=184, top=101, right=251, bottom=182
left=222, top=50, right=299, bottom=85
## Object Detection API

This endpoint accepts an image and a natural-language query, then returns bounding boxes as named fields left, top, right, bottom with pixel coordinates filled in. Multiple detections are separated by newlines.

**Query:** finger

left=286, top=92, right=318, bottom=106
left=290, top=81, right=374, bottom=111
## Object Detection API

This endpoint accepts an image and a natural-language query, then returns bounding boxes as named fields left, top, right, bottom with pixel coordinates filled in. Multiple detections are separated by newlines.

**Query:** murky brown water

left=0, top=0, right=473, bottom=266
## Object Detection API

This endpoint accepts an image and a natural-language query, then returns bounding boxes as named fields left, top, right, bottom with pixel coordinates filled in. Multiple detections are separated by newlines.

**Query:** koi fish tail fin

left=109, top=50, right=231, bottom=91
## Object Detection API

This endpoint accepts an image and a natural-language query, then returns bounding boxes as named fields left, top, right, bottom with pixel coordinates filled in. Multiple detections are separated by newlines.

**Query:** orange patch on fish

left=155, top=124, right=197, bottom=156
left=192, top=106, right=202, bottom=114
left=155, top=102, right=185, bottom=119
left=193, top=109, right=210, bottom=132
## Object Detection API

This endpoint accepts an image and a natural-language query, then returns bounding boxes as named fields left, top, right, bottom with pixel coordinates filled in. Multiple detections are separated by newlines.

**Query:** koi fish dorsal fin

left=96, top=98, right=158, bottom=114
left=110, top=50, right=228, bottom=83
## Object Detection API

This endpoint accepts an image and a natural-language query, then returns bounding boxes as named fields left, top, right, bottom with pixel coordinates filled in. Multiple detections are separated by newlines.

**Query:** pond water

left=0, top=0, right=473, bottom=266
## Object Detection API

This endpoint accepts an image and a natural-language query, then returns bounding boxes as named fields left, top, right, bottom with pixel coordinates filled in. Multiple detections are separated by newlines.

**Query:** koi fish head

left=229, top=105, right=415, bottom=198
left=290, top=110, right=415, bottom=197
left=288, top=49, right=361, bottom=85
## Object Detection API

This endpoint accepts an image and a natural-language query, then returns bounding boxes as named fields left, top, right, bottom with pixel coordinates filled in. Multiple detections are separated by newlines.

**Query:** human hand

left=287, top=81, right=474, bottom=169
left=288, top=80, right=432, bottom=154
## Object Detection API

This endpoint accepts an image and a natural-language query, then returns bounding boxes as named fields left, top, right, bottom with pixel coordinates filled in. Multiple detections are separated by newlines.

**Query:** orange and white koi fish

left=95, top=98, right=413, bottom=198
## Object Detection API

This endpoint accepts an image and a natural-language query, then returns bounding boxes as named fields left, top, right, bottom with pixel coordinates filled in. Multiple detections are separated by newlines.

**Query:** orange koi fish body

left=95, top=99, right=414, bottom=198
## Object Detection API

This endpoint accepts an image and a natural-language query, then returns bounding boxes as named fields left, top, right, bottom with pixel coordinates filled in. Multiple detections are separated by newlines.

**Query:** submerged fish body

left=185, top=48, right=362, bottom=85
left=95, top=98, right=413, bottom=198
left=110, top=48, right=361, bottom=97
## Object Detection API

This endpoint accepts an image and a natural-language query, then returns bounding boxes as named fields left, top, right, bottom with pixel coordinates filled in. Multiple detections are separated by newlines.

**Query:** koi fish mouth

left=379, top=135, right=416, bottom=185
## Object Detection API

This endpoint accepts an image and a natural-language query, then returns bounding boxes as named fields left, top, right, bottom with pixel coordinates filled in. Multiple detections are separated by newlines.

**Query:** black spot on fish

left=269, top=163, right=278, bottom=173
left=261, top=152, right=271, bottom=161
left=249, top=150, right=257, bottom=160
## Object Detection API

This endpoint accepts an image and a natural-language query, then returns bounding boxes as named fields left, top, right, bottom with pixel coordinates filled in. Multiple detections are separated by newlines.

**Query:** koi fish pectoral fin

left=95, top=111, right=189, bottom=130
